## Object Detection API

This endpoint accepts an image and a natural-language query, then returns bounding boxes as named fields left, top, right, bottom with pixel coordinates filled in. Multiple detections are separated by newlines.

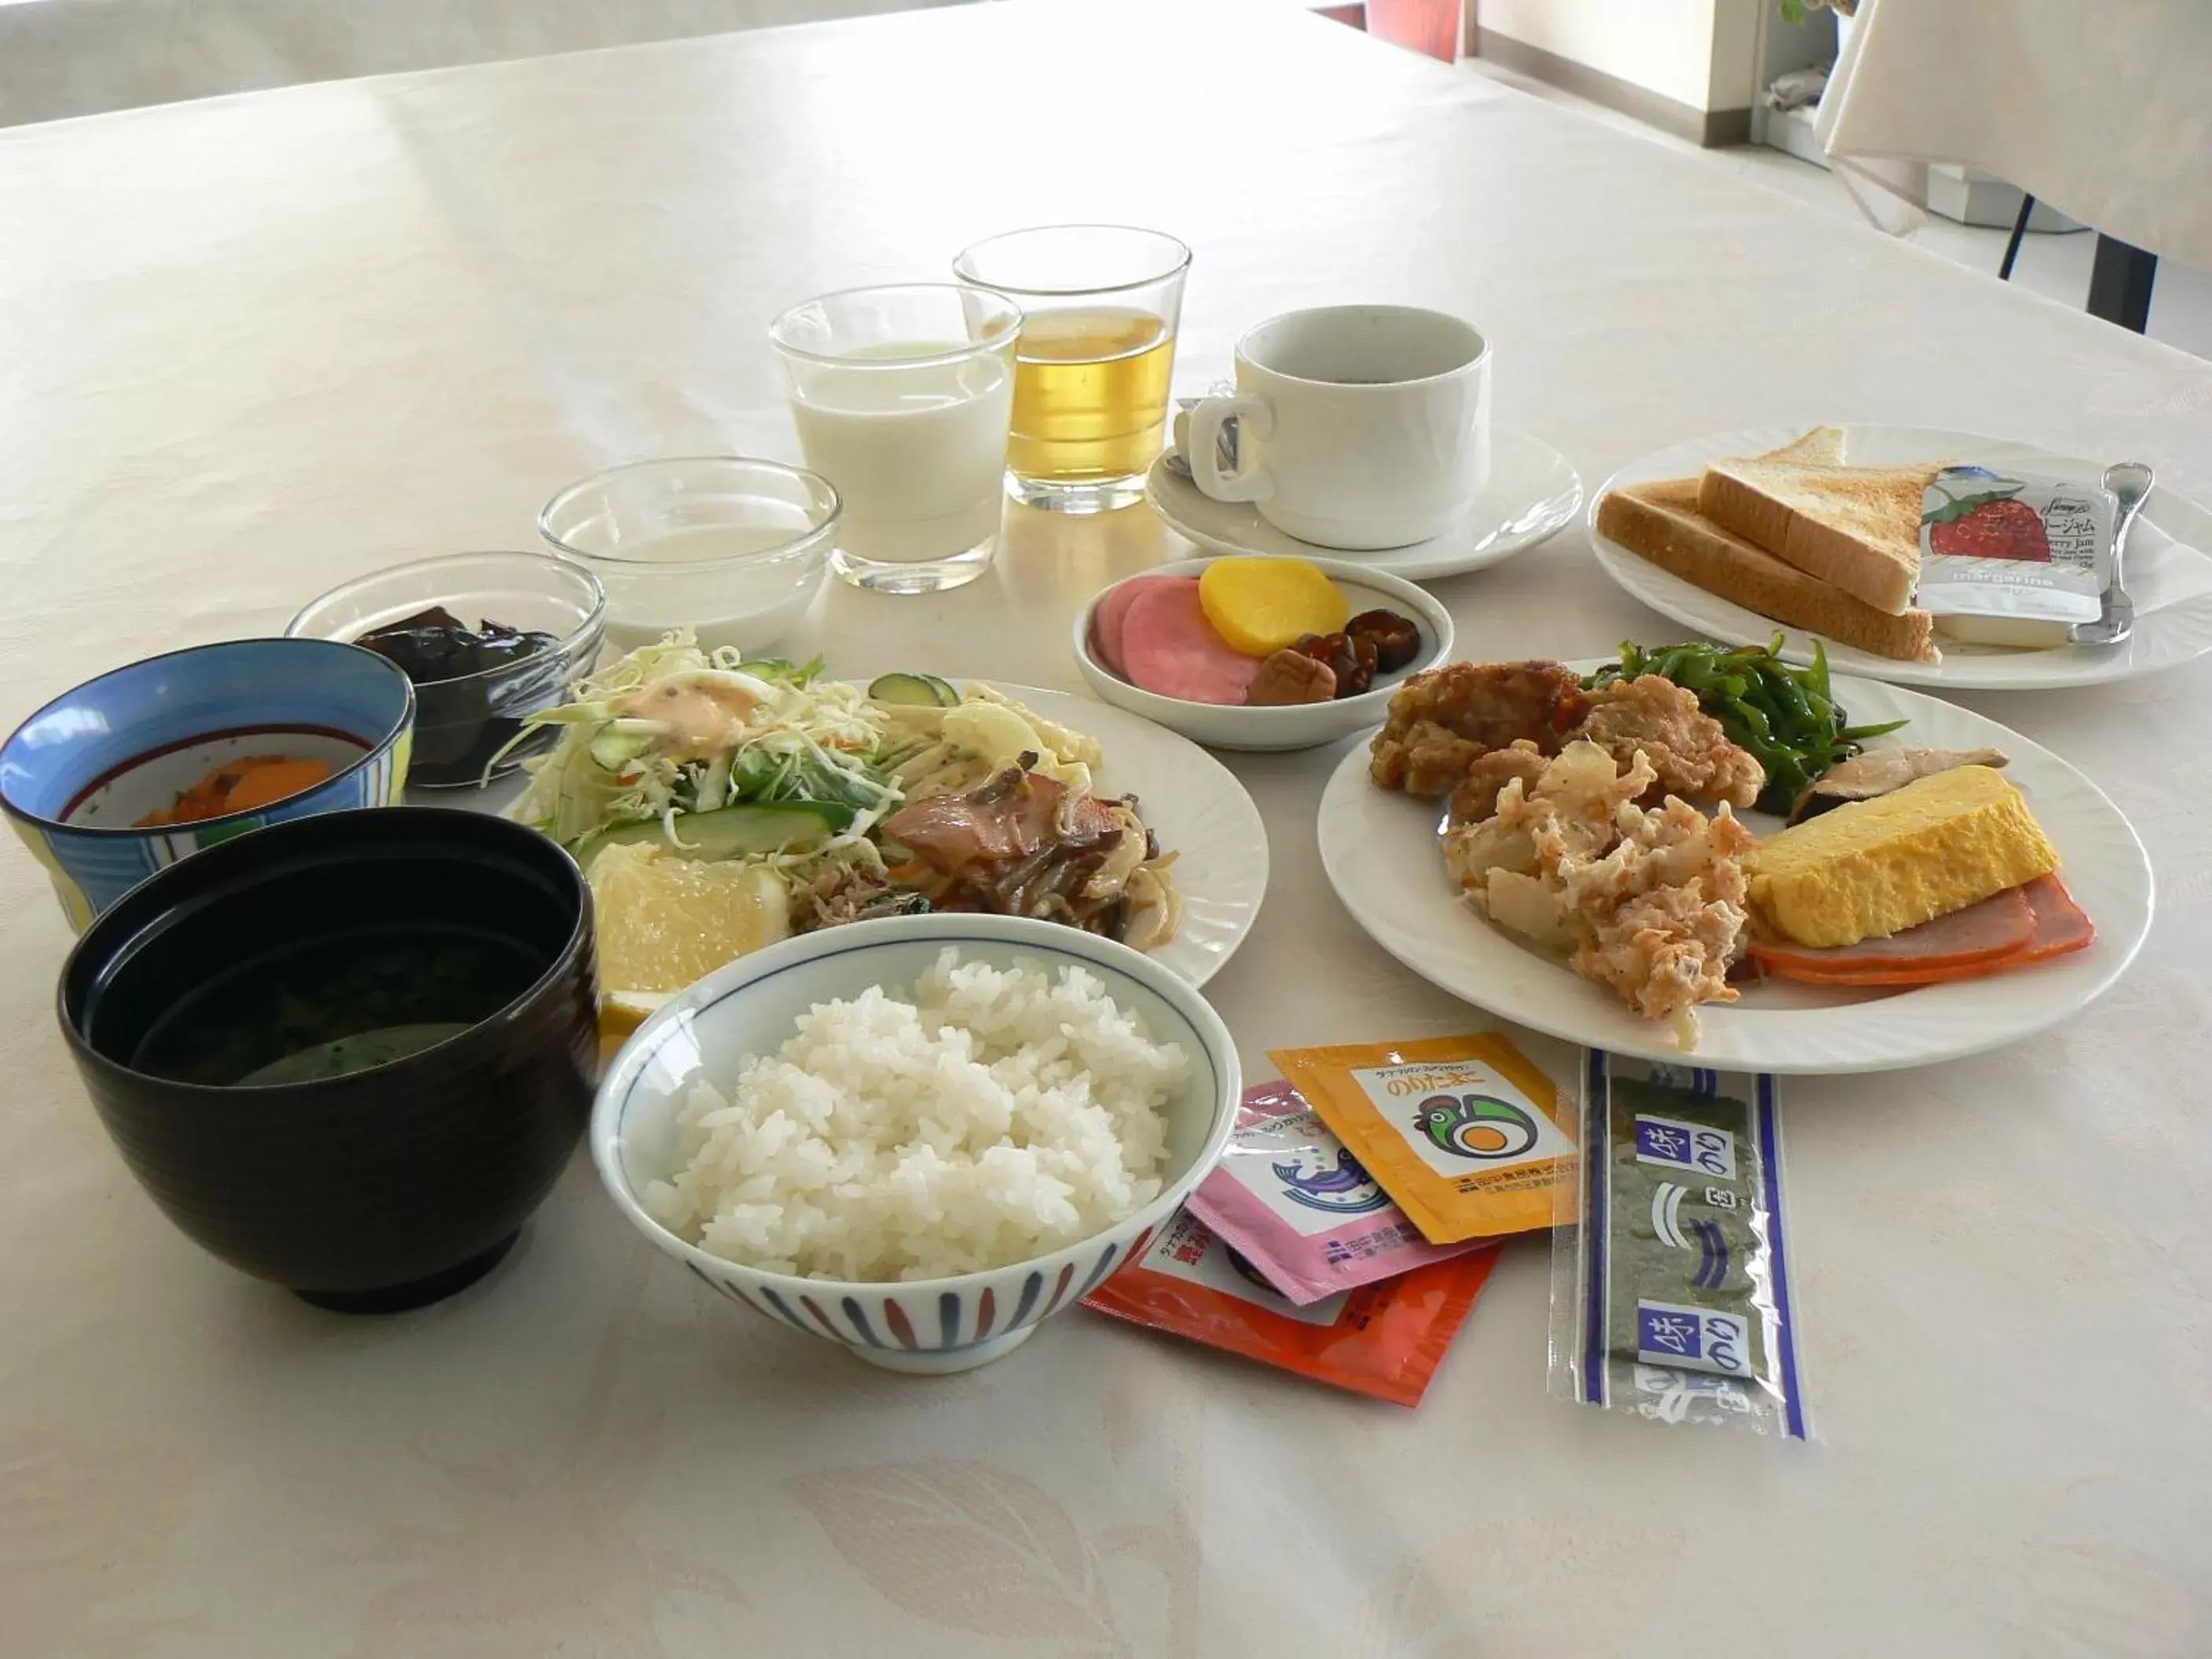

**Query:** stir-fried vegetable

left=1584, top=635, right=1906, bottom=816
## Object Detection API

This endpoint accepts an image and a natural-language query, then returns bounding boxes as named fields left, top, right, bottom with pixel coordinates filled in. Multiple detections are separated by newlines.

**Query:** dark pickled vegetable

left=1293, top=631, right=1379, bottom=698
left=1346, top=608, right=1423, bottom=673
left=355, top=607, right=567, bottom=787
left=357, top=607, right=560, bottom=683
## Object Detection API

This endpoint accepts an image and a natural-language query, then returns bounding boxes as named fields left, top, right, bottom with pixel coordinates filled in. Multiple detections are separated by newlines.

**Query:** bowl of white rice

left=591, top=913, right=1240, bottom=1373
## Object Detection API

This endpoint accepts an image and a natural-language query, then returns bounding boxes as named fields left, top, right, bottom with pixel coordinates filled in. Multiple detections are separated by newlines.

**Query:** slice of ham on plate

left=1092, top=575, right=1198, bottom=676
left=1752, top=874, right=2093, bottom=987
left=1119, top=580, right=1262, bottom=705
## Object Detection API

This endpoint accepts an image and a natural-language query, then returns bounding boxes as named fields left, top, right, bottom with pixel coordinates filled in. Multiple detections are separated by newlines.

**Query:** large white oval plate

left=1589, top=424, right=2212, bottom=690
left=1317, top=671, right=2152, bottom=1072
left=496, top=679, right=1268, bottom=991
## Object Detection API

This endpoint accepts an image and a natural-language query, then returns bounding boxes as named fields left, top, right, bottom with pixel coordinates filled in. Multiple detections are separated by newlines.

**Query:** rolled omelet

left=1747, top=765, right=2058, bottom=948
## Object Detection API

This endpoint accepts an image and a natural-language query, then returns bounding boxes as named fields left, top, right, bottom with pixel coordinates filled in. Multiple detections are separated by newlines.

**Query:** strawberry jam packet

left=1081, top=1208, right=1498, bottom=1407
left=1184, top=1080, right=1485, bottom=1303
left=1920, top=465, right=2111, bottom=632
left=1269, top=1034, right=1576, bottom=1245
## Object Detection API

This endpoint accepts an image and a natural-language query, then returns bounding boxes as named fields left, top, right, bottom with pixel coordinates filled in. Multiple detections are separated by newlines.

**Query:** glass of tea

left=953, top=225, right=1191, bottom=515
left=771, top=284, right=1024, bottom=594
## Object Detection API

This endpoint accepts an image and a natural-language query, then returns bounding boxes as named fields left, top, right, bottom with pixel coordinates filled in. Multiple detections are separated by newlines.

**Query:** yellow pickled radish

left=1197, top=557, right=1351, bottom=657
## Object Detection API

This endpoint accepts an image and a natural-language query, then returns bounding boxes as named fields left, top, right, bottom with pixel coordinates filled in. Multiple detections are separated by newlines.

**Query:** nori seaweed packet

left=1547, top=1052, right=1811, bottom=1439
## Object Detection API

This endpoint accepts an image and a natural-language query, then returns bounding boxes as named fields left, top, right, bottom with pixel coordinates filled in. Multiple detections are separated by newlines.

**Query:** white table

left=5, top=2, right=2209, bottom=1651
left=0, top=0, right=970, bottom=127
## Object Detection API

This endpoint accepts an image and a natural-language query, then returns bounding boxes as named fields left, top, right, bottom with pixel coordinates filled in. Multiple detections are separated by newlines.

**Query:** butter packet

left=1269, top=1034, right=1576, bottom=1245
left=1183, top=1080, right=1485, bottom=1304
left=1546, top=1052, right=1810, bottom=1439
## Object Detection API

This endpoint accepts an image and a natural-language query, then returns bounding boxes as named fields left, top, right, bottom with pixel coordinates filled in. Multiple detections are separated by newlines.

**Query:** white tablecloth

left=1818, top=0, right=2212, bottom=266
left=5, top=2, right=2210, bottom=1651
left=0, top=0, right=968, bottom=127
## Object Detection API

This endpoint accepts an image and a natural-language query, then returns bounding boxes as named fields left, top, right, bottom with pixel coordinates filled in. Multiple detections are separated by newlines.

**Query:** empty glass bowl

left=537, top=457, right=840, bottom=659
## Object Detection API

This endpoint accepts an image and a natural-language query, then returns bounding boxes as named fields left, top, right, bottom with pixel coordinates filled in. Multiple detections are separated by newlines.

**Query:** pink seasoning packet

left=1184, top=1081, right=1486, bottom=1304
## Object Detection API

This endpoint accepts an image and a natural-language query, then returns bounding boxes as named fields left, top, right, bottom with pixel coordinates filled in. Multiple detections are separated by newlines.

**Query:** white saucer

left=1144, top=427, right=1582, bottom=583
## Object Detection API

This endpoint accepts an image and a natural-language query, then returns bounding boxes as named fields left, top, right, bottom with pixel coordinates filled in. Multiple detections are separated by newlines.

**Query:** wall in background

left=1472, top=0, right=1763, bottom=144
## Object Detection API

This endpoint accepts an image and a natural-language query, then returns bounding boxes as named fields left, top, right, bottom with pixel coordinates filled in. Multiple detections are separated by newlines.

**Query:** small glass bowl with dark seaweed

left=288, top=551, right=607, bottom=788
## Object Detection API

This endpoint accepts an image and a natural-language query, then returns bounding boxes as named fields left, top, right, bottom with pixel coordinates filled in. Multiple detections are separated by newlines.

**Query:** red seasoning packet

left=1081, top=1207, right=1499, bottom=1407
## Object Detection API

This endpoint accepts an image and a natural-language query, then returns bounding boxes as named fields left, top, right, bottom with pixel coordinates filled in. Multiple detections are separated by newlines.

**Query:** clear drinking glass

left=538, top=457, right=839, bottom=657
left=770, top=284, right=1024, bottom=595
left=953, top=225, right=1192, bottom=515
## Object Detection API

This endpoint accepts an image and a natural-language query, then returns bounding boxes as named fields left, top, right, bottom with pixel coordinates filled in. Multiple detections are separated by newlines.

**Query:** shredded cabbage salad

left=506, top=631, right=1101, bottom=851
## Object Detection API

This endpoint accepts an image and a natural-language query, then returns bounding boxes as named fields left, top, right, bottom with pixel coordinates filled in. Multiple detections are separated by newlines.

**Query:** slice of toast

left=1598, top=478, right=1939, bottom=664
left=1755, top=427, right=1846, bottom=466
left=1697, top=452, right=1932, bottom=616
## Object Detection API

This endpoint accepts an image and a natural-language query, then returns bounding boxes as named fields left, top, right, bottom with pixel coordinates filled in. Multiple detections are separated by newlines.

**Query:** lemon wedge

left=585, top=840, right=792, bottom=997
left=1198, top=556, right=1350, bottom=656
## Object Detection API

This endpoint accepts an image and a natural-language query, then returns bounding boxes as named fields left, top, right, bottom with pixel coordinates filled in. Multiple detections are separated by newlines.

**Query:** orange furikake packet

left=1270, top=1034, right=1575, bottom=1245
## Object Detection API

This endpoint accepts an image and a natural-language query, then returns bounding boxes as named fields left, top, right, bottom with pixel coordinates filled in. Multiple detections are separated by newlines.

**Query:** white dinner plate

left=1590, top=425, right=2212, bottom=690
left=1317, top=668, right=2152, bottom=1072
left=496, top=679, right=1268, bottom=991
left=1147, top=427, right=1583, bottom=583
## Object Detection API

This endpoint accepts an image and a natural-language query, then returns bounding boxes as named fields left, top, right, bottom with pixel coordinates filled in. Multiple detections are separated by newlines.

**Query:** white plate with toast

left=1589, top=424, right=2212, bottom=690
left=1317, top=668, right=2152, bottom=1073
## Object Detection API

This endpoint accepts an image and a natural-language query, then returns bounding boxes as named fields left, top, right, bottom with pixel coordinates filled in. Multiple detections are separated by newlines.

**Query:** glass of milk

left=537, top=457, right=840, bottom=657
left=770, top=284, right=1022, bottom=595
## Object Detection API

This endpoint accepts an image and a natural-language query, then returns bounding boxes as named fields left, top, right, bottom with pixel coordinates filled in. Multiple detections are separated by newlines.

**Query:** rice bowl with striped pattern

left=592, top=913, right=1240, bottom=1372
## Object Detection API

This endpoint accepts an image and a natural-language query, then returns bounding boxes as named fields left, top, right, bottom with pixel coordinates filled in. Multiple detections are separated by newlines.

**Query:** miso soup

left=130, top=925, right=543, bottom=1088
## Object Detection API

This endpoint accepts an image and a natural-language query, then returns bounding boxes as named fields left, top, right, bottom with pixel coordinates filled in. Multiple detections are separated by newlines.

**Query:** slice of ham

left=1119, top=580, right=1264, bottom=705
left=882, top=766, right=1069, bottom=870
left=1753, top=874, right=2093, bottom=987
left=1752, top=887, right=2036, bottom=979
left=2003, top=873, right=2097, bottom=966
left=1093, top=575, right=1198, bottom=676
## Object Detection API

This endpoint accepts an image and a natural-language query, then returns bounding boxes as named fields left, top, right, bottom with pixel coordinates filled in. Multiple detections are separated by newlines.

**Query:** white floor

left=1466, top=56, right=2212, bottom=361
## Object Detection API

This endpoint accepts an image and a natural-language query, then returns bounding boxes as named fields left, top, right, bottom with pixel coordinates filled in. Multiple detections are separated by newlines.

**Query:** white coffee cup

left=1184, top=305, right=1492, bottom=549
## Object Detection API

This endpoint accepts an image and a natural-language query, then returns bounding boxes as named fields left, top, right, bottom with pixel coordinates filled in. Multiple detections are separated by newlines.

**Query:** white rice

left=645, top=947, right=1189, bottom=1281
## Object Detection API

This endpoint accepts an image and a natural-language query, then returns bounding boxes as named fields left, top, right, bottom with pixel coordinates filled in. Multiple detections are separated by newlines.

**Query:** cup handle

left=1187, top=394, right=1274, bottom=504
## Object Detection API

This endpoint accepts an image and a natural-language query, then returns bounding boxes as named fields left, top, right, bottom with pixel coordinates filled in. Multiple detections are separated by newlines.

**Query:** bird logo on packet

left=1271, top=1034, right=1574, bottom=1245
left=1412, top=1093, right=1541, bottom=1160
left=1183, top=1081, right=1487, bottom=1304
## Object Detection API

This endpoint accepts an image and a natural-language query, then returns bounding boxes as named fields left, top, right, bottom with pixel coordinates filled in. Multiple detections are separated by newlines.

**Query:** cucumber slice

left=580, top=803, right=843, bottom=864
left=868, top=672, right=961, bottom=708
left=589, top=729, right=654, bottom=771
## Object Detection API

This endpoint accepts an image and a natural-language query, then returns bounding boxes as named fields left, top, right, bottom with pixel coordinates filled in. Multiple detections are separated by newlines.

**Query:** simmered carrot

left=135, top=754, right=331, bottom=826
left=218, top=758, right=330, bottom=811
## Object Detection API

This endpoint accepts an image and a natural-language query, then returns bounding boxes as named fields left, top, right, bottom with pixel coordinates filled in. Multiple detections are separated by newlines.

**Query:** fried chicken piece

left=1570, top=798, right=1756, bottom=1048
left=1370, top=661, right=1590, bottom=795
left=1448, top=740, right=1552, bottom=826
left=1444, top=741, right=1756, bottom=1049
left=1569, top=675, right=1765, bottom=810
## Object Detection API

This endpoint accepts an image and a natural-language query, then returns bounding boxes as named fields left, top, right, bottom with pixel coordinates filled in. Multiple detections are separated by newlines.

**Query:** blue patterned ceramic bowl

left=2, top=639, right=415, bottom=930
left=594, top=914, right=1240, bottom=1375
